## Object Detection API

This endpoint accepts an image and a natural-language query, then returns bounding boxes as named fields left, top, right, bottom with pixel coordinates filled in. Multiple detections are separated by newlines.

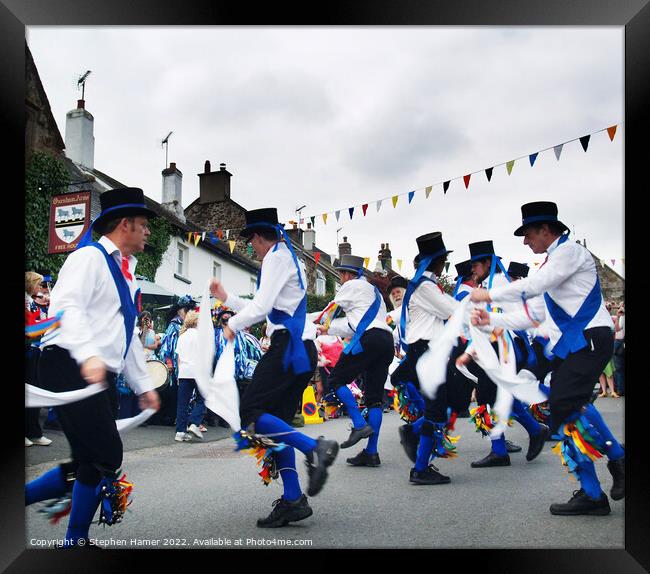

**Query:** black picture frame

left=3, top=0, right=645, bottom=570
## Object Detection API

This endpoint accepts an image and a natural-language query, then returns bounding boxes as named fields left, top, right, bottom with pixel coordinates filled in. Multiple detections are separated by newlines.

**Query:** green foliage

left=307, top=292, right=334, bottom=314
left=136, top=217, right=173, bottom=281
left=438, top=273, right=455, bottom=295
left=325, top=273, right=335, bottom=294
left=24, top=152, right=71, bottom=276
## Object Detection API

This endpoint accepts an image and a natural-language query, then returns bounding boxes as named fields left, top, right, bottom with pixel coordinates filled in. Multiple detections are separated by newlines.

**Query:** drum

left=146, top=359, right=170, bottom=390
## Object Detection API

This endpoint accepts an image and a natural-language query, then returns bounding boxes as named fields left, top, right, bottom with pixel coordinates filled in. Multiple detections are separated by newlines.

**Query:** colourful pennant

left=392, top=196, right=399, bottom=208
left=229, top=240, right=236, bottom=253
left=444, top=262, right=450, bottom=272
left=554, top=144, right=564, bottom=161
left=362, top=204, right=368, bottom=216
left=607, top=125, right=617, bottom=141
left=201, top=232, right=206, bottom=242
left=187, top=233, right=192, bottom=243
left=348, top=207, right=355, bottom=219
left=322, top=213, right=328, bottom=225
left=376, top=200, right=382, bottom=212
left=463, top=174, right=471, bottom=189
left=397, top=259, right=403, bottom=271
left=363, top=257, right=370, bottom=269
left=506, top=160, right=515, bottom=175
left=335, top=210, right=341, bottom=222
left=314, top=252, right=321, bottom=266
left=485, top=168, right=493, bottom=182
left=579, top=135, right=591, bottom=152
left=193, top=233, right=201, bottom=246
left=443, top=181, right=450, bottom=194
left=208, top=232, right=217, bottom=244
left=529, top=152, right=538, bottom=166
left=600, top=260, right=605, bottom=268
left=408, top=191, right=415, bottom=204
left=425, top=186, right=432, bottom=199
left=611, top=259, right=615, bottom=266
left=310, top=216, right=315, bottom=227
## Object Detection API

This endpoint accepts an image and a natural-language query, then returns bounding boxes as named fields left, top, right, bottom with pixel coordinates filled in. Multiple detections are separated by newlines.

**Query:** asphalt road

left=25, top=397, right=624, bottom=550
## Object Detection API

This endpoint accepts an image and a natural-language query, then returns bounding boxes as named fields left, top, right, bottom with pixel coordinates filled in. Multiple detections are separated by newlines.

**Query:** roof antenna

left=77, top=70, right=92, bottom=100
left=161, top=131, right=173, bottom=169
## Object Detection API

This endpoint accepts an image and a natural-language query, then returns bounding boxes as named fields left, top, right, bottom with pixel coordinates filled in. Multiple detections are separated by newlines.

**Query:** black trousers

left=328, top=328, right=394, bottom=409
left=391, top=338, right=448, bottom=423
left=475, top=340, right=501, bottom=408
left=38, top=345, right=122, bottom=485
left=240, top=331, right=317, bottom=429
left=445, top=340, right=475, bottom=413
left=548, top=327, right=614, bottom=433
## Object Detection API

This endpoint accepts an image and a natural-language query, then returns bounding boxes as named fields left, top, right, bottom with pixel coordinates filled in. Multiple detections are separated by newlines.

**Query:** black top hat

left=468, top=240, right=500, bottom=262
left=335, top=254, right=365, bottom=273
left=387, top=275, right=408, bottom=295
left=416, top=232, right=453, bottom=261
left=507, top=261, right=529, bottom=278
left=513, top=201, right=569, bottom=236
left=454, top=260, right=473, bottom=281
left=240, top=208, right=282, bottom=239
left=95, top=187, right=157, bottom=229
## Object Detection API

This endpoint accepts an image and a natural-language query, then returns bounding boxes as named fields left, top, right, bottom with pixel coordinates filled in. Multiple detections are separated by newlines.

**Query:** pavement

left=25, top=396, right=624, bottom=550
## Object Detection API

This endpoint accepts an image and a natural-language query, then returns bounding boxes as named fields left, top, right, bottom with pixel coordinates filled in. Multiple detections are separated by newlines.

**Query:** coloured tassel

left=25, top=311, right=64, bottom=339
left=393, top=382, right=422, bottom=423
left=96, top=473, right=134, bottom=526
left=552, top=415, right=608, bottom=482
left=433, top=424, right=460, bottom=459
left=530, top=401, right=551, bottom=424
left=314, top=302, right=342, bottom=329
left=233, top=430, right=286, bottom=486
left=470, top=405, right=513, bottom=437
left=38, top=496, right=72, bottom=525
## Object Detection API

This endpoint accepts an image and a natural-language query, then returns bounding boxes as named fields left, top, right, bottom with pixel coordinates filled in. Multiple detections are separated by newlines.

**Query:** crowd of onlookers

left=598, top=300, right=625, bottom=398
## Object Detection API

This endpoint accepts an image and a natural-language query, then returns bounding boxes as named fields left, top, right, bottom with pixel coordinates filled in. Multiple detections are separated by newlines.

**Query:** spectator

left=174, top=310, right=206, bottom=442
left=613, top=302, right=625, bottom=396
left=138, top=311, right=160, bottom=359
left=598, top=303, right=620, bottom=399
left=24, top=271, right=52, bottom=447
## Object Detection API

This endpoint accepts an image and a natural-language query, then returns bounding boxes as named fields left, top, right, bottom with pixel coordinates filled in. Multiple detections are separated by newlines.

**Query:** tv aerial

left=161, top=131, right=173, bottom=168
left=76, top=70, right=92, bottom=100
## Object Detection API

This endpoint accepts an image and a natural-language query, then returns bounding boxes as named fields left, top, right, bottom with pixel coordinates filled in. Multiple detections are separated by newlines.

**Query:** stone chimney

left=65, top=99, right=95, bottom=168
left=198, top=161, right=232, bottom=204
left=285, top=221, right=303, bottom=246
left=339, top=236, right=351, bottom=259
left=303, top=222, right=315, bottom=251
left=378, top=242, right=392, bottom=270
left=161, top=162, right=185, bottom=222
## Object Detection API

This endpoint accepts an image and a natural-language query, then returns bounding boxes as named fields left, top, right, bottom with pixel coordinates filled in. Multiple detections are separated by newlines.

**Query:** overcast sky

left=26, top=26, right=624, bottom=278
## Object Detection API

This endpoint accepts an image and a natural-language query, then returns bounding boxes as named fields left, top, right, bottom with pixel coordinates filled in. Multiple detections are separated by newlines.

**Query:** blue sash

left=544, top=275, right=603, bottom=360
left=90, top=242, right=138, bottom=358
left=343, top=285, right=383, bottom=356
left=268, top=296, right=311, bottom=374
left=512, top=330, right=537, bottom=368
left=456, top=290, right=470, bottom=302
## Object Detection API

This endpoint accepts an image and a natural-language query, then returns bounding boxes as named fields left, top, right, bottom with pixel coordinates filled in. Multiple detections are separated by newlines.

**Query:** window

left=212, top=261, right=222, bottom=280
left=177, top=243, right=188, bottom=276
left=316, top=270, right=326, bottom=296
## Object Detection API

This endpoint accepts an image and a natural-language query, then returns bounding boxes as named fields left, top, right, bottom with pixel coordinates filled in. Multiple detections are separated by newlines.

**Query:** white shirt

left=328, top=277, right=392, bottom=339
left=176, top=328, right=200, bottom=379
left=403, top=271, right=457, bottom=344
left=226, top=242, right=317, bottom=340
left=388, top=307, right=402, bottom=351
left=455, top=282, right=474, bottom=300
left=42, top=236, right=154, bottom=396
left=615, top=315, right=625, bottom=340
left=488, top=237, right=614, bottom=350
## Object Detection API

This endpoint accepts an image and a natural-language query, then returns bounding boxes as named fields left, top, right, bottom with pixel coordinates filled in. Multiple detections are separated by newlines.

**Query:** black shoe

left=409, top=465, right=451, bottom=485
left=256, top=495, right=313, bottom=528
left=398, top=424, right=418, bottom=463
left=305, top=437, right=339, bottom=496
left=607, top=456, right=625, bottom=500
left=340, top=424, right=373, bottom=449
left=549, top=489, right=611, bottom=516
left=346, top=450, right=381, bottom=467
left=505, top=440, right=522, bottom=453
left=471, top=452, right=511, bottom=468
left=526, top=424, right=550, bottom=461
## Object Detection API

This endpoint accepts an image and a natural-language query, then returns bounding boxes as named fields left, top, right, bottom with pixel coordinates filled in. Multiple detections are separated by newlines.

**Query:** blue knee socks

left=576, top=459, right=604, bottom=500
left=511, top=399, right=541, bottom=436
left=64, top=480, right=101, bottom=546
left=25, top=466, right=67, bottom=506
left=582, top=404, right=625, bottom=460
left=414, top=434, right=434, bottom=471
left=335, top=386, right=367, bottom=429
left=255, top=413, right=317, bottom=454
left=365, top=407, right=382, bottom=454
left=274, top=446, right=302, bottom=502
left=491, top=435, right=507, bottom=456
left=411, top=416, right=425, bottom=434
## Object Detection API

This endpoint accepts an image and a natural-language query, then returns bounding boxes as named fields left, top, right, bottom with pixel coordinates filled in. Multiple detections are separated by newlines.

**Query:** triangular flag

left=579, top=135, right=590, bottom=152
left=485, top=168, right=493, bottom=182
left=611, top=259, right=616, bottom=266
left=229, top=240, right=236, bottom=253
left=362, top=204, right=368, bottom=216
left=201, top=232, right=206, bottom=242
left=335, top=210, right=340, bottom=222
left=554, top=144, right=564, bottom=161
left=314, top=252, right=321, bottom=266
left=193, top=233, right=201, bottom=247
left=225, top=229, right=230, bottom=240
left=506, top=160, right=515, bottom=175
left=187, top=233, right=192, bottom=243
left=363, top=257, right=370, bottom=269
left=217, top=230, right=224, bottom=240
left=310, top=216, right=315, bottom=227
left=463, top=174, right=471, bottom=189
left=392, top=196, right=399, bottom=208
left=443, top=181, right=450, bottom=194
left=425, top=186, right=432, bottom=199
left=376, top=200, right=383, bottom=212
left=600, top=260, right=605, bottom=268
left=408, top=191, right=415, bottom=204
left=529, top=152, right=538, bottom=167
left=397, top=259, right=403, bottom=271
left=322, top=213, right=328, bottom=225
left=208, top=232, right=216, bottom=244
left=444, top=262, right=450, bottom=272
left=607, top=125, right=617, bottom=141
left=348, top=207, right=355, bottom=219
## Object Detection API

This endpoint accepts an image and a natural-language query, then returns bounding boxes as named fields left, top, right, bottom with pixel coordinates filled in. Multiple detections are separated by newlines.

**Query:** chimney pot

left=343, top=236, right=348, bottom=242
left=307, top=222, right=312, bottom=229
left=77, top=99, right=85, bottom=109
left=205, top=160, right=211, bottom=173
left=220, top=163, right=226, bottom=171
left=170, top=162, right=176, bottom=170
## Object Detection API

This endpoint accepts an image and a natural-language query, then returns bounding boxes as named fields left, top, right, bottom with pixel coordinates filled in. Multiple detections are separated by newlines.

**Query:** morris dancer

left=25, top=188, right=160, bottom=546
left=209, top=208, right=339, bottom=528
left=315, top=254, right=394, bottom=467
left=464, top=240, right=547, bottom=468
left=392, top=232, right=458, bottom=484
left=471, top=201, right=624, bottom=515
left=385, top=275, right=408, bottom=413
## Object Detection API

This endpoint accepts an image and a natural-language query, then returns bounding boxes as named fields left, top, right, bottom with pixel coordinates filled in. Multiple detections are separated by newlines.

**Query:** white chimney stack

left=65, top=99, right=95, bottom=169
left=303, top=222, right=315, bottom=251
left=161, top=162, right=185, bottom=222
